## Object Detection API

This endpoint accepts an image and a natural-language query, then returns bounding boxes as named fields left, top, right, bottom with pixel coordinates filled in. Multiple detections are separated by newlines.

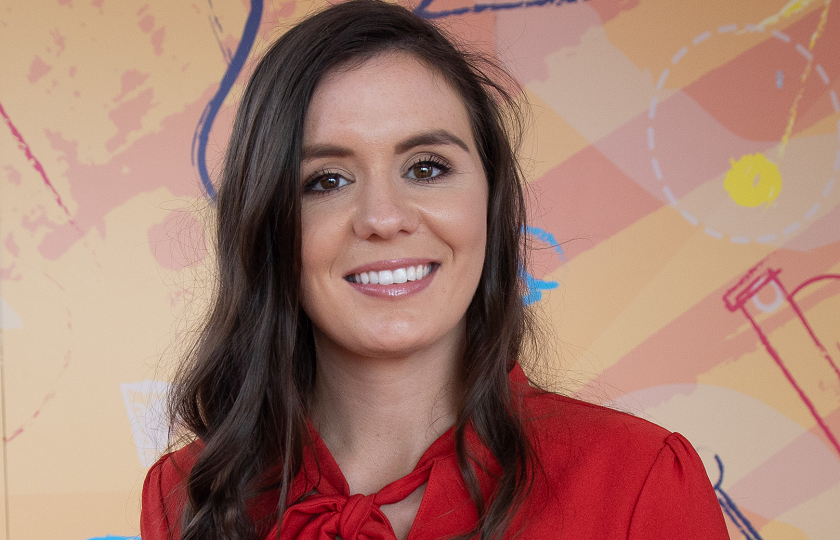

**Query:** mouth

left=345, top=263, right=435, bottom=285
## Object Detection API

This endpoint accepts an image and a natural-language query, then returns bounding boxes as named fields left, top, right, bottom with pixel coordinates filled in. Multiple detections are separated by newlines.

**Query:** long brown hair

left=169, top=1, right=537, bottom=538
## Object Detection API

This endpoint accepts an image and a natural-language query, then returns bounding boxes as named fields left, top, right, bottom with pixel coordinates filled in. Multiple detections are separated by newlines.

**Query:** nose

left=352, top=173, right=419, bottom=240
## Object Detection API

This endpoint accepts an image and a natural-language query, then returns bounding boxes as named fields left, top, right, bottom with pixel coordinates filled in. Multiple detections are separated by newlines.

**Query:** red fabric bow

left=277, top=492, right=396, bottom=540
left=267, top=426, right=438, bottom=540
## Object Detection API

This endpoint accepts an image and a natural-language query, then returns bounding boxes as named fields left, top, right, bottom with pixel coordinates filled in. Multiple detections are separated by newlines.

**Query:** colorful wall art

left=1, top=0, right=838, bottom=538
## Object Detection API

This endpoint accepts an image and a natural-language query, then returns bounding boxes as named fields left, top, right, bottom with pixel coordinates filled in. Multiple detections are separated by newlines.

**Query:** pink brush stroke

left=0, top=98, right=76, bottom=225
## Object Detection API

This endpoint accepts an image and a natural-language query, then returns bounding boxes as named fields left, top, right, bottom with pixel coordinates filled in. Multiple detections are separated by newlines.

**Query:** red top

left=141, top=366, right=729, bottom=539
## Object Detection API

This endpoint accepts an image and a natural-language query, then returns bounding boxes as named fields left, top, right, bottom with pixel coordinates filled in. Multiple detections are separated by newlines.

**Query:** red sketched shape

left=0, top=99, right=75, bottom=222
left=585, top=241, right=840, bottom=399
left=724, top=262, right=840, bottom=457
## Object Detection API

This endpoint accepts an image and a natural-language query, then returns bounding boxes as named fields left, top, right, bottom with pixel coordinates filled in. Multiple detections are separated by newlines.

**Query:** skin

left=299, top=51, right=489, bottom=539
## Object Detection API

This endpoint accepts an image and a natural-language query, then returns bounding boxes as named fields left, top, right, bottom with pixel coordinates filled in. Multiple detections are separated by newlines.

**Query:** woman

left=141, top=1, right=730, bottom=539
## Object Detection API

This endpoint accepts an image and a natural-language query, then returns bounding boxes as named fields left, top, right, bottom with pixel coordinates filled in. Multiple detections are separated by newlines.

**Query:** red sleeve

left=141, top=451, right=192, bottom=540
left=628, top=433, right=729, bottom=539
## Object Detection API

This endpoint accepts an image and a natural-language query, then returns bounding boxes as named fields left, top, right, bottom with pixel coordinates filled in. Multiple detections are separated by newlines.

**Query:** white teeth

left=352, top=264, right=434, bottom=285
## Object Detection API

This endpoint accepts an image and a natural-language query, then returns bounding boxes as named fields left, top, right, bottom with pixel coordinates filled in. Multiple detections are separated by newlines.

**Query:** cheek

left=446, top=188, right=488, bottom=267
left=299, top=218, right=319, bottom=282
left=300, top=201, right=341, bottom=269
left=299, top=208, right=337, bottom=309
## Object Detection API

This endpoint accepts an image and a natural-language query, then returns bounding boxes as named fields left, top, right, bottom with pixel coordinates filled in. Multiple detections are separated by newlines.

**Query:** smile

left=346, top=264, right=433, bottom=285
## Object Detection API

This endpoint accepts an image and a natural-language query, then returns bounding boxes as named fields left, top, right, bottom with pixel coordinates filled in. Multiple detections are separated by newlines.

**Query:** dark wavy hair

left=169, top=1, right=537, bottom=539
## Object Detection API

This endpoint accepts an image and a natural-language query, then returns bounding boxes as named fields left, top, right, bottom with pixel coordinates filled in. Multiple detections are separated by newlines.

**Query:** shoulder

left=510, top=365, right=671, bottom=466
left=141, top=442, right=203, bottom=540
left=510, top=377, right=728, bottom=538
left=523, top=389, right=670, bottom=449
left=519, top=388, right=676, bottom=484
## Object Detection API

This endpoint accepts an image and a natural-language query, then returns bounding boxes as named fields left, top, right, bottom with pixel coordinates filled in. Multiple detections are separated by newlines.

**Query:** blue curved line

left=526, top=225, right=566, bottom=259
left=414, top=0, right=471, bottom=19
left=522, top=270, right=558, bottom=305
left=193, top=0, right=264, bottom=199
left=415, top=0, right=580, bottom=19
left=713, top=454, right=764, bottom=540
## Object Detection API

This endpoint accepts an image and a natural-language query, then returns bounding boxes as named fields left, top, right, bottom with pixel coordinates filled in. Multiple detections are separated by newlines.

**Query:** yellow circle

left=724, top=153, right=783, bottom=208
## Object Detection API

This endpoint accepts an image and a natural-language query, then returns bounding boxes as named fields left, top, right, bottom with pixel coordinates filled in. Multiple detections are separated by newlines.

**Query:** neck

left=308, top=334, right=461, bottom=494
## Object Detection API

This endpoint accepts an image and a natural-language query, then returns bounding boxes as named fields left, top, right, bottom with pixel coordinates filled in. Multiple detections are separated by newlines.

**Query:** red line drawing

left=0, top=99, right=77, bottom=225
left=3, top=350, right=71, bottom=443
left=724, top=263, right=840, bottom=457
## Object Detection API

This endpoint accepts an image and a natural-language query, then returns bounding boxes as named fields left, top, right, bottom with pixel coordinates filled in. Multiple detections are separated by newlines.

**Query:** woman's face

left=299, top=52, right=488, bottom=362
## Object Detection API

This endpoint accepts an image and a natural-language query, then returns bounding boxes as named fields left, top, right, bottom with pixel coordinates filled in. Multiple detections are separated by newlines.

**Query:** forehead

left=304, top=52, right=475, bottom=149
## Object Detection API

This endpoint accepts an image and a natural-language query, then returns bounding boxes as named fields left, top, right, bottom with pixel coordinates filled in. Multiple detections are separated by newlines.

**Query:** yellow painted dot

left=724, top=153, right=783, bottom=208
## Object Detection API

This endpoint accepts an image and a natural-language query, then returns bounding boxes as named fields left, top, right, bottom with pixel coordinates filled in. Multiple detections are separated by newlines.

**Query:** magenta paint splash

left=0, top=99, right=77, bottom=226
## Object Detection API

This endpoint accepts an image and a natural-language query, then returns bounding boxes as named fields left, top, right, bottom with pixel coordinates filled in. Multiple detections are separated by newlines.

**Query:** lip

left=345, top=260, right=438, bottom=298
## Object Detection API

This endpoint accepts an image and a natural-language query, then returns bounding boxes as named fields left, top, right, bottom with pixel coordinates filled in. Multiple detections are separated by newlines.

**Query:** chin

left=355, top=334, right=432, bottom=359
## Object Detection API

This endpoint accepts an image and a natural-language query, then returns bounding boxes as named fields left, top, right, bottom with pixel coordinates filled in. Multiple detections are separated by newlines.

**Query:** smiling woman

left=139, top=2, right=729, bottom=540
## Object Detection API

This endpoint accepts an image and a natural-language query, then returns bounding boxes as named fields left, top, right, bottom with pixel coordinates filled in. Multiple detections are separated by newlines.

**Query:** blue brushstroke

left=84, top=536, right=140, bottom=540
left=714, top=454, right=764, bottom=540
left=526, top=225, right=566, bottom=259
left=208, top=13, right=234, bottom=63
left=522, top=226, right=564, bottom=304
left=192, top=0, right=264, bottom=199
left=207, top=0, right=232, bottom=62
left=523, top=269, right=558, bottom=304
left=776, top=70, right=784, bottom=89
left=415, top=0, right=583, bottom=19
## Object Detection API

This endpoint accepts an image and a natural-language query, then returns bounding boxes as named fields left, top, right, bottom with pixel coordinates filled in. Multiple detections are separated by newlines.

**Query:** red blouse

left=141, top=366, right=729, bottom=539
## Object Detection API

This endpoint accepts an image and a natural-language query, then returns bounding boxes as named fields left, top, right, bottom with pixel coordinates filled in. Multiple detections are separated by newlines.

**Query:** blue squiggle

left=526, top=225, right=566, bottom=260
left=522, top=270, right=558, bottom=305
left=522, top=226, right=564, bottom=304
left=192, top=0, right=264, bottom=199
left=415, top=0, right=585, bottom=20
left=84, top=536, right=140, bottom=540
left=714, top=454, right=763, bottom=540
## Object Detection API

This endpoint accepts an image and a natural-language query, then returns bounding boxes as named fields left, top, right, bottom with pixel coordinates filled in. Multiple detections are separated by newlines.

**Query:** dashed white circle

left=648, top=24, right=839, bottom=245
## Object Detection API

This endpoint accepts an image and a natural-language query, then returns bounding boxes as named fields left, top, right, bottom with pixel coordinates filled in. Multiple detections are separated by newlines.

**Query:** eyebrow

left=393, top=129, right=470, bottom=154
left=301, top=129, right=471, bottom=162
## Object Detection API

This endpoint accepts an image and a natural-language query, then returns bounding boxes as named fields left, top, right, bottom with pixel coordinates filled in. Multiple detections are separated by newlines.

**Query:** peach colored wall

left=0, top=0, right=838, bottom=538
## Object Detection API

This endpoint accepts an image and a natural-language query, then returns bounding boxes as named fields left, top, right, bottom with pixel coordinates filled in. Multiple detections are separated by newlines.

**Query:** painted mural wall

left=0, top=0, right=838, bottom=538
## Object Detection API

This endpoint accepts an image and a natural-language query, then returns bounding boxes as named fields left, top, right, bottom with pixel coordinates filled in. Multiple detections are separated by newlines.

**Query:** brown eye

left=411, top=164, right=435, bottom=179
left=319, top=175, right=340, bottom=189
left=406, top=159, right=449, bottom=181
left=306, top=173, right=350, bottom=192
